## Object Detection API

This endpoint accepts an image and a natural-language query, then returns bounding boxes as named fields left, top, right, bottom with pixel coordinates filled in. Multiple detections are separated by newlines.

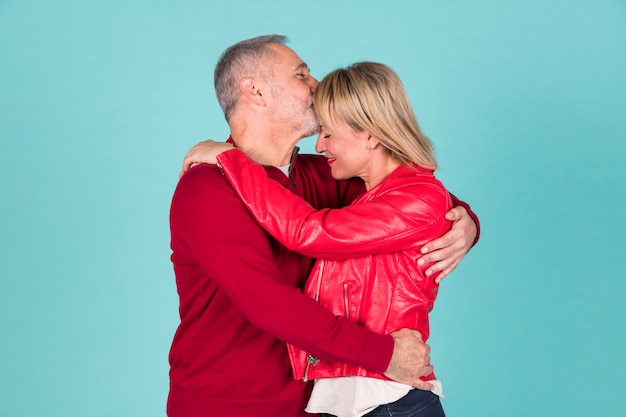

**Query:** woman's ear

left=240, top=78, right=267, bottom=106
left=366, top=134, right=381, bottom=150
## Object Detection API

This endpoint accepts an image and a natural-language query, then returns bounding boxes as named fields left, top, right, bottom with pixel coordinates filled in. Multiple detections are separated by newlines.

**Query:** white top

left=304, top=377, right=443, bottom=417
left=277, top=164, right=290, bottom=176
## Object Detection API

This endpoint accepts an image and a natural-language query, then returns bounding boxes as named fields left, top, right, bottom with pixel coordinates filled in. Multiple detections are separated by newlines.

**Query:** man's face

left=265, top=44, right=320, bottom=137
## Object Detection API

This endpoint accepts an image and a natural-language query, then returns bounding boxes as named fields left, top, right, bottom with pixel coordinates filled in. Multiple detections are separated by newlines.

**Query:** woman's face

left=314, top=117, right=372, bottom=182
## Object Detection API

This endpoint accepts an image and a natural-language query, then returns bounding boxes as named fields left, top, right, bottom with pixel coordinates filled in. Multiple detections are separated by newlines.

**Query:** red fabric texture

left=217, top=150, right=452, bottom=382
left=168, top=148, right=392, bottom=417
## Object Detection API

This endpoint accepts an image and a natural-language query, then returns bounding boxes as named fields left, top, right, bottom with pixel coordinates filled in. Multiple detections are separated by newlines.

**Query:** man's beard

left=296, top=102, right=321, bottom=138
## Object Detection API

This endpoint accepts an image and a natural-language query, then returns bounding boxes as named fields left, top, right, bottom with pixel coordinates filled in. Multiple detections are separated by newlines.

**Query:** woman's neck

left=362, top=154, right=401, bottom=191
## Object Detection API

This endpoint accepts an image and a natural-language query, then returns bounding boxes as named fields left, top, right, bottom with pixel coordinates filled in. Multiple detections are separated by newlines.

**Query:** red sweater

left=168, top=146, right=480, bottom=416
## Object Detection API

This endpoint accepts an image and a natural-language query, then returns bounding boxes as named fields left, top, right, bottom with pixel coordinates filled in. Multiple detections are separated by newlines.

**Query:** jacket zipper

left=302, top=354, right=320, bottom=382
left=313, top=261, right=324, bottom=302
left=344, top=283, right=350, bottom=319
left=302, top=263, right=324, bottom=382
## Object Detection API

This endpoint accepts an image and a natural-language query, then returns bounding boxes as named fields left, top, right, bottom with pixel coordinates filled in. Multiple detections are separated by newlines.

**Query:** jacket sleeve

left=171, top=163, right=393, bottom=373
left=217, top=149, right=452, bottom=260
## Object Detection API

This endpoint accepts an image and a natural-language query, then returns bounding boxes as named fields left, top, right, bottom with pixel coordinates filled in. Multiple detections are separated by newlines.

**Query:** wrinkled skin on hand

left=384, top=328, right=434, bottom=391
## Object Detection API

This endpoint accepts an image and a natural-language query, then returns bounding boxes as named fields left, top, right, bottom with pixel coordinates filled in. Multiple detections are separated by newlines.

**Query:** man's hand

left=384, top=329, right=434, bottom=391
left=418, top=206, right=477, bottom=283
left=179, top=140, right=235, bottom=178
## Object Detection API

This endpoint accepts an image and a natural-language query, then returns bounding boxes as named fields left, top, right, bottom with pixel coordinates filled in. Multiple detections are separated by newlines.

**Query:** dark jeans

left=320, top=389, right=445, bottom=417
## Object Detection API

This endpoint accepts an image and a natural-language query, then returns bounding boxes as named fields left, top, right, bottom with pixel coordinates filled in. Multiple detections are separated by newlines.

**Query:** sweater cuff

left=356, top=331, right=395, bottom=374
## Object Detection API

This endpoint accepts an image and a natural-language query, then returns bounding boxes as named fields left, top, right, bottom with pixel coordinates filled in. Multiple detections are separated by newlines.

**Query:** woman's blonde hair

left=313, top=62, right=437, bottom=169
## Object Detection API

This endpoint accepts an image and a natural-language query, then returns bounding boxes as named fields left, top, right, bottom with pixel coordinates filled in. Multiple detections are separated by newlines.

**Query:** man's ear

left=240, top=78, right=266, bottom=106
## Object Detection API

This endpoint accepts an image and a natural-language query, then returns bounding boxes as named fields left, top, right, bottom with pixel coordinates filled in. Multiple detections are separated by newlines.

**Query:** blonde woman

left=183, top=62, right=470, bottom=416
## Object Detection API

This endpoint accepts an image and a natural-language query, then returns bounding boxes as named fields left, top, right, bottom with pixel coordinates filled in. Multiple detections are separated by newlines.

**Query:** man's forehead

left=269, top=43, right=308, bottom=71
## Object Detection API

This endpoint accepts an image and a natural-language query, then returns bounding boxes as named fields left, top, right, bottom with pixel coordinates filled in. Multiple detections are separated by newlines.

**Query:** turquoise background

left=1, top=1, right=625, bottom=416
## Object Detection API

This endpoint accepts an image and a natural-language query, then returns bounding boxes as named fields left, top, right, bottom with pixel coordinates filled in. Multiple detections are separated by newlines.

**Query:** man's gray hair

left=214, top=34, right=288, bottom=122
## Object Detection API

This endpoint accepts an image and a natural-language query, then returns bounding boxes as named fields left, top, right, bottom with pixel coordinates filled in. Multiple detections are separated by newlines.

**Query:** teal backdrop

left=1, top=1, right=625, bottom=416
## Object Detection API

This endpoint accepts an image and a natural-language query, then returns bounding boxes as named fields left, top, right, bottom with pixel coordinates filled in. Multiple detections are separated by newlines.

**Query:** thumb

left=444, top=206, right=465, bottom=221
left=412, top=380, right=435, bottom=391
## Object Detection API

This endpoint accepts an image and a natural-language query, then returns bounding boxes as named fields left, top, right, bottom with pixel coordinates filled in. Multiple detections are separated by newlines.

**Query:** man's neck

left=230, top=125, right=300, bottom=167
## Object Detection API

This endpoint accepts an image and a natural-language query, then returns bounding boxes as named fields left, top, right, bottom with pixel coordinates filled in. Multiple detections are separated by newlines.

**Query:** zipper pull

left=302, top=354, right=320, bottom=382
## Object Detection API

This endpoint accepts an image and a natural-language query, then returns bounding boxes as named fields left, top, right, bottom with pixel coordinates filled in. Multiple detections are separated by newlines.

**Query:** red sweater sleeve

left=170, top=164, right=393, bottom=373
left=449, top=193, right=480, bottom=246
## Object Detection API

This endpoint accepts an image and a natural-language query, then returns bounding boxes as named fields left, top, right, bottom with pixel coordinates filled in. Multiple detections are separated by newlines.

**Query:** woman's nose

left=314, top=135, right=326, bottom=154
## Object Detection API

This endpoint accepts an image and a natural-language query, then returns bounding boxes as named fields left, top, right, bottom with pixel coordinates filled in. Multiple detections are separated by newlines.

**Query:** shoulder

left=173, top=164, right=232, bottom=198
left=171, top=163, right=240, bottom=215
left=389, top=166, right=448, bottom=193
left=178, top=163, right=227, bottom=186
left=378, top=167, right=452, bottom=212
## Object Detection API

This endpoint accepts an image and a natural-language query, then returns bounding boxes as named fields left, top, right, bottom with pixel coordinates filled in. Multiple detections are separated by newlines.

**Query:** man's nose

left=309, top=76, right=319, bottom=92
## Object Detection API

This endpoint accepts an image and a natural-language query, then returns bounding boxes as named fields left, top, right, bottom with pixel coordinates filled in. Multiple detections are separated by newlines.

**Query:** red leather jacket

left=217, top=150, right=453, bottom=383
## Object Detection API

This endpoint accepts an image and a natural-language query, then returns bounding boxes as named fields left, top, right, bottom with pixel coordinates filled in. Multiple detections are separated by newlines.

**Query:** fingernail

left=417, top=259, right=424, bottom=266
left=425, top=270, right=432, bottom=276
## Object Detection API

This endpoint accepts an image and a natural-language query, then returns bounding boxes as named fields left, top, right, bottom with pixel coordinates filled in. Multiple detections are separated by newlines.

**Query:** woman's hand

left=179, top=140, right=235, bottom=178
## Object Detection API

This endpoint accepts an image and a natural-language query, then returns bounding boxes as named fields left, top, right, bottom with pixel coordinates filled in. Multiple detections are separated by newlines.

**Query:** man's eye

left=323, top=134, right=331, bottom=139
